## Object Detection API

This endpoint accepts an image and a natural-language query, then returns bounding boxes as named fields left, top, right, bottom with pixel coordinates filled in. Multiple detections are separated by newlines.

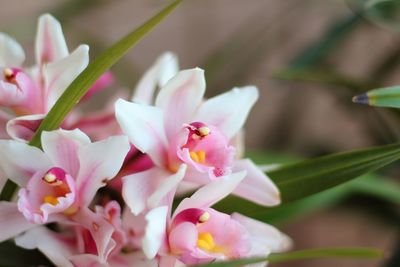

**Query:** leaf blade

left=191, top=247, right=383, bottom=267
left=29, top=0, right=182, bottom=147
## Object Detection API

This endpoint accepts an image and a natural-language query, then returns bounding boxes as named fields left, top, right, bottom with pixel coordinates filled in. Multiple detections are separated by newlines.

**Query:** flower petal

left=76, top=135, right=130, bottom=206
left=155, top=68, right=205, bottom=138
left=115, top=98, right=168, bottom=167
left=123, top=165, right=186, bottom=216
left=6, top=114, right=45, bottom=142
left=231, top=213, right=292, bottom=255
left=133, top=52, right=179, bottom=104
left=195, top=86, right=259, bottom=139
left=0, top=109, right=12, bottom=138
left=0, top=202, right=36, bottom=242
left=35, top=14, right=68, bottom=66
left=232, top=159, right=281, bottom=206
left=0, top=140, right=51, bottom=186
left=174, top=171, right=246, bottom=216
left=0, top=33, right=25, bottom=67
left=15, top=226, right=75, bottom=267
left=142, top=206, right=168, bottom=259
left=41, top=129, right=91, bottom=177
left=44, top=44, right=89, bottom=109
left=73, top=207, right=116, bottom=263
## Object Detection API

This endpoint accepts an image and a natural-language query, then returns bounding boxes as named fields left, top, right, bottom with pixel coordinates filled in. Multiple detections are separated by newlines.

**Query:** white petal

left=35, top=14, right=68, bottom=65
left=6, top=114, right=45, bottom=143
left=233, top=159, right=281, bottom=206
left=0, top=168, right=6, bottom=192
left=0, top=140, right=51, bottom=186
left=76, top=135, right=130, bottom=206
left=42, top=129, right=91, bottom=177
left=174, top=171, right=246, bottom=216
left=133, top=52, right=179, bottom=104
left=195, top=86, right=259, bottom=139
left=115, top=98, right=168, bottom=167
left=0, top=202, right=36, bottom=242
left=0, top=33, right=25, bottom=67
left=155, top=68, right=205, bottom=138
left=147, top=164, right=186, bottom=209
left=123, top=165, right=186, bottom=216
left=142, top=206, right=168, bottom=259
left=15, top=226, right=74, bottom=267
left=45, top=44, right=89, bottom=109
left=232, top=213, right=292, bottom=255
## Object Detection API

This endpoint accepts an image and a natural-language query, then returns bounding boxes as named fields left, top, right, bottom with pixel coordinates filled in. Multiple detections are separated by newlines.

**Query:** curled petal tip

left=352, top=93, right=369, bottom=105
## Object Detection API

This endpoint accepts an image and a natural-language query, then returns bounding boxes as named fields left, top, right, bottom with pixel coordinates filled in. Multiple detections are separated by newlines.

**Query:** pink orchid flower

left=0, top=14, right=114, bottom=142
left=15, top=200, right=159, bottom=267
left=115, top=65, right=280, bottom=216
left=0, top=129, right=130, bottom=261
left=137, top=172, right=291, bottom=266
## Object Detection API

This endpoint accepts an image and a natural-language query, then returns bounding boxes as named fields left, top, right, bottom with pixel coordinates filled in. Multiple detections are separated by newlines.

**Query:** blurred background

left=1, top=0, right=400, bottom=266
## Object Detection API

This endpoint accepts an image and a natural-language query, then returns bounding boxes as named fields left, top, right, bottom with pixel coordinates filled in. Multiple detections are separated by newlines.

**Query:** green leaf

left=0, top=0, right=182, bottom=201
left=353, top=85, right=400, bottom=108
left=268, top=142, right=400, bottom=202
left=191, top=247, right=383, bottom=267
left=351, top=174, right=400, bottom=204
left=29, top=0, right=182, bottom=148
left=290, top=14, right=362, bottom=70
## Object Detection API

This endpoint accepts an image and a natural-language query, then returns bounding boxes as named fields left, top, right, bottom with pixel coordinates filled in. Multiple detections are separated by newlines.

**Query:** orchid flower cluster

left=0, top=14, right=290, bottom=267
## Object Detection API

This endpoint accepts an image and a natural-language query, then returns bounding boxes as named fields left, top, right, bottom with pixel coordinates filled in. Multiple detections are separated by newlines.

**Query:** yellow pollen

left=198, top=126, right=210, bottom=137
left=43, top=195, right=59, bottom=206
left=43, top=173, right=57, bottom=183
left=190, top=150, right=206, bottom=163
left=3, top=68, right=12, bottom=77
left=198, top=212, right=210, bottom=223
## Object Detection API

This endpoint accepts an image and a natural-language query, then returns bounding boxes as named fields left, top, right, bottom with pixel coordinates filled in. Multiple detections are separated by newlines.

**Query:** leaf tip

left=352, top=93, right=369, bottom=105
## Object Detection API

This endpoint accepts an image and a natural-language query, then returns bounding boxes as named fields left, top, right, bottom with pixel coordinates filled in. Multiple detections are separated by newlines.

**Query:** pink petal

left=0, top=139, right=51, bottom=186
left=76, top=135, right=130, bottom=206
left=0, top=109, right=12, bottom=138
left=122, top=165, right=186, bottom=216
left=194, top=86, right=258, bottom=139
left=115, top=98, right=168, bottom=167
left=44, top=44, right=89, bottom=109
left=6, top=114, right=45, bottom=142
left=73, top=207, right=116, bottom=263
left=168, top=222, right=198, bottom=254
left=42, top=129, right=91, bottom=177
left=0, top=33, right=25, bottom=67
left=232, top=159, right=281, bottom=206
left=155, top=68, right=205, bottom=138
left=15, top=226, right=75, bottom=267
left=35, top=14, right=68, bottom=66
left=133, top=52, right=179, bottom=105
left=142, top=206, right=169, bottom=259
left=174, top=171, right=246, bottom=216
left=0, top=202, right=36, bottom=242
left=231, top=213, right=292, bottom=255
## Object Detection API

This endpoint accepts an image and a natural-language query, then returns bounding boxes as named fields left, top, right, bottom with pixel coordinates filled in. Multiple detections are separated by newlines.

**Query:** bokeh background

left=1, top=0, right=400, bottom=266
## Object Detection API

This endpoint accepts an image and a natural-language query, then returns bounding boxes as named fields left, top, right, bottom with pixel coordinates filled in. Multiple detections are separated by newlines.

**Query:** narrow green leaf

left=0, top=0, right=182, bottom=201
left=191, top=247, right=383, bottom=267
left=353, top=85, right=400, bottom=108
left=268, top=142, right=400, bottom=202
left=290, top=14, right=362, bottom=69
left=351, top=174, right=400, bottom=204
left=29, top=0, right=182, bottom=147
